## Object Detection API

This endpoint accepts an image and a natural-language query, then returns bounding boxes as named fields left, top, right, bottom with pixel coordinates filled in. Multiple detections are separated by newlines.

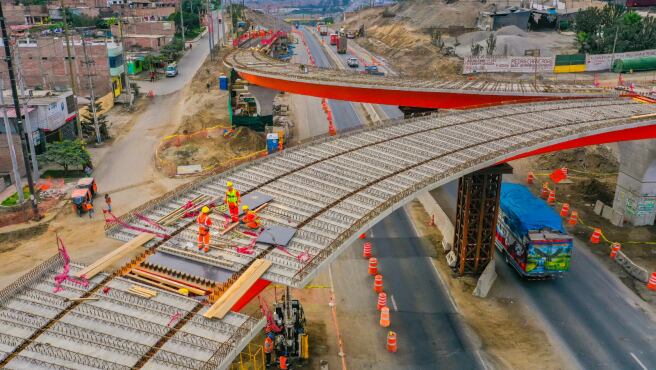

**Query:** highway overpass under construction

left=1, top=94, right=656, bottom=368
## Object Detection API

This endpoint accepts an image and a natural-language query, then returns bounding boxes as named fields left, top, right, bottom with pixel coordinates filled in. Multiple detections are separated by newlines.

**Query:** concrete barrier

left=416, top=191, right=454, bottom=250
left=614, top=250, right=650, bottom=283
left=473, top=259, right=497, bottom=298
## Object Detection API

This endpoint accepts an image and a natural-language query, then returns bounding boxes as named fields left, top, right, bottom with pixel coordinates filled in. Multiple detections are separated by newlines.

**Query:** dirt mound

left=228, top=127, right=266, bottom=154
left=495, top=25, right=527, bottom=37
left=534, top=146, right=619, bottom=173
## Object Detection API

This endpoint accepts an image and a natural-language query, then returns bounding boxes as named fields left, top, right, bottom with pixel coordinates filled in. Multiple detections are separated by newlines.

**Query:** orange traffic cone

left=590, top=228, right=601, bottom=244
left=379, top=306, right=390, bottom=327
left=368, top=257, right=378, bottom=276
left=547, top=190, right=556, bottom=204
left=568, top=211, right=578, bottom=225
left=377, top=292, right=387, bottom=311
left=363, top=242, right=372, bottom=258
left=527, top=171, right=535, bottom=185
left=373, top=274, right=383, bottom=293
left=610, top=242, right=621, bottom=259
left=541, top=183, right=549, bottom=198
left=359, top=233, right=366, bottom=239
left=560, top=203, right=570, bottom=217
left=647, top=272, right=656, bottom=291
left=386, top=331, right=397, bottom=353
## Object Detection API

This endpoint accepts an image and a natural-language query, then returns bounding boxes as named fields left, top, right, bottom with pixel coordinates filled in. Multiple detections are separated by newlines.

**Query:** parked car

left=347, top=57, right=359, bottom=68
left=165, top=63, right=178, bottom=77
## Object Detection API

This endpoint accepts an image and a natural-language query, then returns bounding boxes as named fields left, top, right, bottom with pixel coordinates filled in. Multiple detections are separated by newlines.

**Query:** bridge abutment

left=612, top=140, right=656, bottom=226
left=453, top=163, right=513, bottom=275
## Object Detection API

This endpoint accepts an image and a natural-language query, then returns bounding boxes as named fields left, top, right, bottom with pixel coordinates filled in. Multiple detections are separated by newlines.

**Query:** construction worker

left=225, top=181, right=241, bottom=223
left=197, top=206, right=212, bottom=252
left=264, top=333, right=274, bottom=367
left=241, top=205, right=261, bottom=229
left=278, top=355, right=287, bottom=370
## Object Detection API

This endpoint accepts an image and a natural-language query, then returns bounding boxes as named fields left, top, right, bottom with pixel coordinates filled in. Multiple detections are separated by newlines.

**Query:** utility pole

left=14, top=46, right=39, bottom=179
left=59, top=0, right=82, bottom=139
left=206, top=0, right=213, bottom=61
left=0, top=2, right=39, bottom=218
left=0, top=76, right=24, bottom=203
left=117, top=19, right=133, bottom=108
left=81, top=38, right=101, bottom=144
left=180, top=1, right=186, bottom=47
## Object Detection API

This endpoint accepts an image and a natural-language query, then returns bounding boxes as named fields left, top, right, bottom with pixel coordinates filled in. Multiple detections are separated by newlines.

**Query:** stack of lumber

left=204, top=259, right=272, bottom=319
left=157, top=195, right=212, bottom=226
left=128, top=285, right=158, bottom=298
left=75, top=233, right=155, bottom=279
left=127, top=267, right=207, bottom=296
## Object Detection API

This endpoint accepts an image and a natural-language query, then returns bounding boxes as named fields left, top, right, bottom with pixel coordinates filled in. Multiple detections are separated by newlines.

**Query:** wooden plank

left=126, top=274, right=183, bottom=294
left=75, top=233, right=155, bottom=279
left=204, top=259, right=272, bottom=319
left=131, top=268, right=207, bottom=296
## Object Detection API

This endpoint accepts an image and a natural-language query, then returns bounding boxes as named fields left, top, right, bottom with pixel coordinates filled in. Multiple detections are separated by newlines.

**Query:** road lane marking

left=328, top=266, right=348, bottom=370
left=390, top=294, right=398, bottom=311
left=630, top=352, right=648, bottom=370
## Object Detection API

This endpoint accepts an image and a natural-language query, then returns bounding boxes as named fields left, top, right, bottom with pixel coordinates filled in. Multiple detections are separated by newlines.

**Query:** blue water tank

left=219, top=74, right=228, bottom=90
left=266, top=133, right=279, bottom=154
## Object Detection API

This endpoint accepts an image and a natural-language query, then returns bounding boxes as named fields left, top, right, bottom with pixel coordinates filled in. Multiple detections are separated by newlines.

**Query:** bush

left=1, top=187, right=31, bottom=207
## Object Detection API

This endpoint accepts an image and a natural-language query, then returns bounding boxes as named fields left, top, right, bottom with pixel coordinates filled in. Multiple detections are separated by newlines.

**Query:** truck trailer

left=318, top=24, right=328, bottom=36
left=495, top=183, right=573, bottom=279
left=337, top=34, right=347, bottom=54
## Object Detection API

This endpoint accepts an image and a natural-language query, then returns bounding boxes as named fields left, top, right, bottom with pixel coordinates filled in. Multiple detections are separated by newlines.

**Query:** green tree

left=38, top=140, right=91, bottom=173
left=80, top=101, right=110, bottom=141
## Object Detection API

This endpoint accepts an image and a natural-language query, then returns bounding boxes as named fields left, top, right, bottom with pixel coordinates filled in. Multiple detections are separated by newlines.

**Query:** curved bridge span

left=108, top=99, right=656, bottom=288
left=225, top=49, right=618, bottom=109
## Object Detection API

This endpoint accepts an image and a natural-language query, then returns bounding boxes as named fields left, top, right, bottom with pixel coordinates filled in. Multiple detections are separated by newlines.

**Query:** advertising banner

left=585, top=49, right=656, bottom=71
left=463, top=56, right=555, bottom=74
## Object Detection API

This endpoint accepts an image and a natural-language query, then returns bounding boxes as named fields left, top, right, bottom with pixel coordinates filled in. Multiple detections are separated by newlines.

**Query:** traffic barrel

left=363, top=242, right=372, bottom=259
left=368, top=257, right=378, bottom=276
left=610, top=242, right=621, bottom=259
left=590, top=228, right=602, bottom=244
left=647, top=272, right=656, bottom=291
left=568, top=211, right=578, bottom=225
left=547, top=190, right=556, bottom=204
left=527, top=171, right=535, bottom=185
left=373, top=274, right=383, bottom=293
left=560, top=203, right=570, bottom=217
left=377, top=292, right=387, bottom=310
left=386, top=331, right=397, bottom=353
left=379, top=306, right=390, bottom=327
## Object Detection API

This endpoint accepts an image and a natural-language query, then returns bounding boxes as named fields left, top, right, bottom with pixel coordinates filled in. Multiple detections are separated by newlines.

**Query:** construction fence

left=154, top=125, right=267, bottom=177
left=463, top=48, right=656, bottom=75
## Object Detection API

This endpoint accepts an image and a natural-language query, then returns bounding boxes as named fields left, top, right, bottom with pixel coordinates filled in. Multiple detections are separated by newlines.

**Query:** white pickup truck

left=347, top=57, right=359, bottom=68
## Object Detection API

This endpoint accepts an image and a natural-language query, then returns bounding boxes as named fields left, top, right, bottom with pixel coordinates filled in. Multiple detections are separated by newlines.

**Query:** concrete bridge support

left=612, top=139, right=656, bottom=226
left=453, top=163, right=513, bottom=275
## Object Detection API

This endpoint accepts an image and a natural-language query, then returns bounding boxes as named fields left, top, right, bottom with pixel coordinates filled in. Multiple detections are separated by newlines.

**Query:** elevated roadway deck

left=225, top=49, right=619, bottom=109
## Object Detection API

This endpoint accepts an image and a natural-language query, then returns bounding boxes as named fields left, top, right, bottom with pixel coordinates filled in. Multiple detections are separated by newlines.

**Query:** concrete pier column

left=612, top=140, right=656, bottom=226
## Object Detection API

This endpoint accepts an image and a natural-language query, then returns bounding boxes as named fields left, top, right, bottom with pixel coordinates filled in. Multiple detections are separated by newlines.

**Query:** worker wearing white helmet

left=225, top=181, right=241, bottom=223
left=197, top=205, right=213, bottom=252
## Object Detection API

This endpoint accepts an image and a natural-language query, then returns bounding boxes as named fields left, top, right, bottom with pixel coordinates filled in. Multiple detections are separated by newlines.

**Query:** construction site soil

left=407, top=201, right=568, bottom=370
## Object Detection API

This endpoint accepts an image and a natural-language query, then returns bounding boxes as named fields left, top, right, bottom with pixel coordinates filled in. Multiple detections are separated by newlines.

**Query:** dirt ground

left=509, top=147, right=656, bottom=304
left=407, top=200, right=569, bottom=370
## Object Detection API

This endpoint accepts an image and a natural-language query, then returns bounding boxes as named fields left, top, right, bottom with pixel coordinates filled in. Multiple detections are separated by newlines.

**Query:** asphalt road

left=301, top=27, right=362, bottom=131
left=433, top=179, right=656, bottom=370
left=300, top=25, right=485, bottom=369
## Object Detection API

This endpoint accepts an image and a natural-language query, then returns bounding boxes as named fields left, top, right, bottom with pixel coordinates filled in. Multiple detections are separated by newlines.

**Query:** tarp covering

left=500, top=183, right=565, bottom=235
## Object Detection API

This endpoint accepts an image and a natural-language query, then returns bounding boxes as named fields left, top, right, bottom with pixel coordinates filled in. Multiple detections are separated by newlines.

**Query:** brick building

left=0, top=36, right=122, bottom=99
left=111, top=20, right=175, bottom=51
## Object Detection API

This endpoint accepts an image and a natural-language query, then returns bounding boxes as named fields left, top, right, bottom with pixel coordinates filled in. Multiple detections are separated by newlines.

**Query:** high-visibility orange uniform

left=242, top=209, right=261, bottom=229
left=264, top=336, right=274, bottom=366
left=225, top=187, right=241, bottom=222
left=279, top=355, right=288, bottom=369
left=197, top=213, right=212, bottom=252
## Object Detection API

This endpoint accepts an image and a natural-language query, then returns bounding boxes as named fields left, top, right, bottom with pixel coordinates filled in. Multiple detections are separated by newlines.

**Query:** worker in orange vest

left=241, top=205, right=261, bottom=229
left=197, top=206, right=212, bottom=252
left=278, top=355, right=287, bottom=369
left=225, top=181, right=241, bottom=223
left=264, top=333, right=274, bottom=367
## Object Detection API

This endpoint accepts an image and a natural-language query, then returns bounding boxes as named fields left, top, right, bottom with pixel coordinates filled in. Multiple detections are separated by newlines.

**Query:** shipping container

left=337, top=34, right=347, bottom=54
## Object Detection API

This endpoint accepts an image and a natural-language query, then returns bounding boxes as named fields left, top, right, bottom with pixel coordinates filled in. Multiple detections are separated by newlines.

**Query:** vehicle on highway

left=330, top=33, right=339, bottom=45
left=165, top=63, right=179, bottom=77
left=337, top=34, right=347, bottom=54
left=363, top=65, right=384, bottom=76
left=347, top=57, right=359, bottom=68
left=495, top=183, right=573, bottom=279
left=346, top=31, right=355, bottom=39
left=317, top=23, right=328, bottom=36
